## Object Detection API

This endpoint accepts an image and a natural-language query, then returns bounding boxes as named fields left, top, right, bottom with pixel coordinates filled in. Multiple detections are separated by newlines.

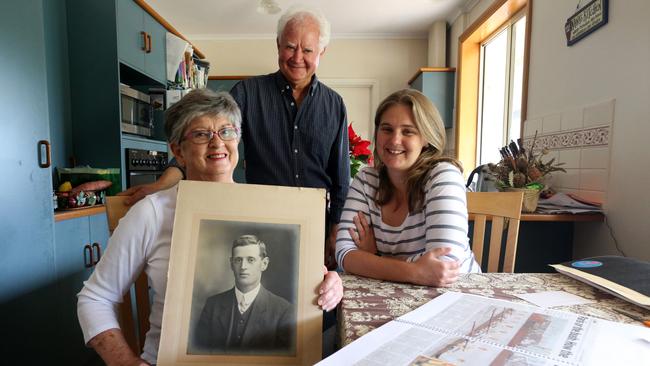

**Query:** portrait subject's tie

left=238, top=299, right=249, bottom=314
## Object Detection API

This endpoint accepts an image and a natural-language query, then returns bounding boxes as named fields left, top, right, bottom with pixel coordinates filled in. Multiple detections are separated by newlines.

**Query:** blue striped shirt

left=230, top=71, right=350, bottom=223
left=336, top=163, right=480, bottom=273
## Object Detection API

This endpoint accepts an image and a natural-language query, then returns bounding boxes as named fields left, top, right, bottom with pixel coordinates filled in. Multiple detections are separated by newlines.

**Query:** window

left=477, top=15, right=526, bottom=165
left=455, top=0, right=531, bottom=174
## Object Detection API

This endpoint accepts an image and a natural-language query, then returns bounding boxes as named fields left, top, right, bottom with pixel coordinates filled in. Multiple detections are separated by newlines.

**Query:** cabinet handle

left=84, top=244, right=94, bottom=268
left=38, top=140, right=51, bottom=168
left=92, top=243, right=102, bottom=265
left=141, top=31, right=147, bottom=51
left=146, top=34, right=152, bottom=53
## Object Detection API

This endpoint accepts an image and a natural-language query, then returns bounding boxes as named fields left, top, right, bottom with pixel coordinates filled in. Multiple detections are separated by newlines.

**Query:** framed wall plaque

left=565, top=0, right=609, bottom=46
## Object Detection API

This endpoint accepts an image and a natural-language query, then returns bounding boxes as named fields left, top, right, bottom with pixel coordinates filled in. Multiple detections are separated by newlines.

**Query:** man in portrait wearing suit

left=194, top=234, right=294, bottom=354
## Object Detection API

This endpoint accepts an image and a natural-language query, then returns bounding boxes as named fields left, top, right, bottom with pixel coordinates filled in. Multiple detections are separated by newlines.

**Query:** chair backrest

left=466, top=192, right=524, bottom=273
left=105, top=196, right=151, bottom=356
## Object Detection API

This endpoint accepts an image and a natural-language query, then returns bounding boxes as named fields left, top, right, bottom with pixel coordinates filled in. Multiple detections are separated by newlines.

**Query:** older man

left=121, top=6, right=349, bottom=267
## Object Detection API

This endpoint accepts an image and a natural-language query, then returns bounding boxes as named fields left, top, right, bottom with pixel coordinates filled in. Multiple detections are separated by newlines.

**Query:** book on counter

left=550, top=255, right=650, bottom=310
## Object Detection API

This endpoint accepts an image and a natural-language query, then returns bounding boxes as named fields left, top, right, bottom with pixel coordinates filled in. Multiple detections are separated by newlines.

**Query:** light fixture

left=257, top=0, right=281, bottom=15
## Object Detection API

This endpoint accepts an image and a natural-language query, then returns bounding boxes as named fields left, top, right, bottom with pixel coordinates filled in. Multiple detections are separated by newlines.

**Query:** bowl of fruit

left=56, top=180, right=113, bottom=210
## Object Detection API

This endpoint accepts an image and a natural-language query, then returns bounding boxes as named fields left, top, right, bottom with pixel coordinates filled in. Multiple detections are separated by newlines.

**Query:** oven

left=125, top=148, right=169, bottom=188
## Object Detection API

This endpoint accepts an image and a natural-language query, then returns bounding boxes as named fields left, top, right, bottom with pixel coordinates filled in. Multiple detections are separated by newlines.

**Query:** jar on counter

left=52, top=190, right=58, bottom=210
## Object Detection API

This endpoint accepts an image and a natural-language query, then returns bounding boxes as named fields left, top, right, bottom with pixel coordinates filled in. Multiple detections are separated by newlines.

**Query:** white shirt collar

left=235, top=283, right=261, bottom=313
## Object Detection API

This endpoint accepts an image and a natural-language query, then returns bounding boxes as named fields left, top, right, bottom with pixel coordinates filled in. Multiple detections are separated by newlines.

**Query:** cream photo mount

left=158, top=180, right=325, bottom=365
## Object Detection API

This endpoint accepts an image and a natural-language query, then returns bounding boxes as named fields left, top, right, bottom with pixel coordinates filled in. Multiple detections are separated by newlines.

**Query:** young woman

left=335, top=89, right=480, bottom=286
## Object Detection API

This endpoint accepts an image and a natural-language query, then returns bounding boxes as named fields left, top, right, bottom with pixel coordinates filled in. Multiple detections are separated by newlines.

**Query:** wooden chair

left=466, top=192, right=524, bottom=273
left=105, top=196, right=151, bottom=356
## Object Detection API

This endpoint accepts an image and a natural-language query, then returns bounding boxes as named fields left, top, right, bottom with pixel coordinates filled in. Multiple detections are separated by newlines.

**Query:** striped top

left=335, top=163, right=480, bottom=273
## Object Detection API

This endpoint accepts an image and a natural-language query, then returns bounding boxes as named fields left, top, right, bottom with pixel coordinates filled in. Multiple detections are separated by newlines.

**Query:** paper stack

left=536, top=192, right=602, bottom=214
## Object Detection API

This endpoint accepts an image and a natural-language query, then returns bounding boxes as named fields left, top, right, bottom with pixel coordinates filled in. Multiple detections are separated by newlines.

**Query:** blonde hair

left=373, top=89, right=462, bottom=212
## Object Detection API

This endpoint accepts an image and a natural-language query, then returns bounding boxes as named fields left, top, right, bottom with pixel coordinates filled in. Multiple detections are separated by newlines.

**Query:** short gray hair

left=164, top=88, right=242, bottom=145
left=232, top=234, right=268, bottom=258
left=277, top=5, right=331, bottom=51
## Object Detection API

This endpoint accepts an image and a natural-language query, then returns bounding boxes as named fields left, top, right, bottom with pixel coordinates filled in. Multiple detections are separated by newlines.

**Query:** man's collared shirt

left=235, top=283, right=261, bottom=314
left=230, top=71, right=350, bottom=224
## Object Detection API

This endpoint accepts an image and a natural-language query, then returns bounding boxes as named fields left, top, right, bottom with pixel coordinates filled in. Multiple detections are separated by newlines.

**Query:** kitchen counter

left=54, top=205, right=106, bottom=222
left=517, top=212, right=603, bottom=222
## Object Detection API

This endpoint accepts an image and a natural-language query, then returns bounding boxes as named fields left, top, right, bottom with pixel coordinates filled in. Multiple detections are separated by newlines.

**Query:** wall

left=450, top=0, right=650, bottom=261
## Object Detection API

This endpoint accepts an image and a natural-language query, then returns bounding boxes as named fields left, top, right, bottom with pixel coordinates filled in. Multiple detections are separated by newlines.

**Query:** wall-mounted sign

left=565, top=0, right=609, bottom=46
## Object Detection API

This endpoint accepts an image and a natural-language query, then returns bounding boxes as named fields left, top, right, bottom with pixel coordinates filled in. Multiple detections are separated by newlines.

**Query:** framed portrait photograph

left=158, top=181, right=325, bottom=365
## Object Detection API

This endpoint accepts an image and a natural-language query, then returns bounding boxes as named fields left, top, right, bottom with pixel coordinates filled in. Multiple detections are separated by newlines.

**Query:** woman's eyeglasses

left=182, top=127, right=240, bottom=144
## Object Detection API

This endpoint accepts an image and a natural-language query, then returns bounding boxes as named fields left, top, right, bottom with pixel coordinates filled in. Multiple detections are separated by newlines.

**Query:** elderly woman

left=77, top=89, right=343, bottom=366
left=335, top=89, right=480, bottom=287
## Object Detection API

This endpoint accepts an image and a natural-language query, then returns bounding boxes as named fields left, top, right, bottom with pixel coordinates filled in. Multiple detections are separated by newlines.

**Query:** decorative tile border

left=524, top=126, right=609, bottom=151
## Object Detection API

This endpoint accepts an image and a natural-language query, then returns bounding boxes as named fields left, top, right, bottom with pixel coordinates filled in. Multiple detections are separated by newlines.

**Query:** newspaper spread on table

left=318, top=292, right=650, bottom=366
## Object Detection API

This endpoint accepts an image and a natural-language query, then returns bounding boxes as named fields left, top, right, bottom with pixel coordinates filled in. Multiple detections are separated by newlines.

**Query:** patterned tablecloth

left=338, top=273, right=650, bottom=347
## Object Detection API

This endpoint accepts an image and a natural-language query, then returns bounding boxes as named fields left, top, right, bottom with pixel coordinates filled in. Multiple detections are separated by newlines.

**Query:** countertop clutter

left=55, top=205, right=106, bottom=222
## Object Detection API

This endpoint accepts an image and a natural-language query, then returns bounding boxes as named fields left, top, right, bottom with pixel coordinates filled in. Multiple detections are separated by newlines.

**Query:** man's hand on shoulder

left=318, top=265, right=342, bottom=312
left=117, top=166, right=184, bottom=205
left=117, top=184, right=159, bottom=206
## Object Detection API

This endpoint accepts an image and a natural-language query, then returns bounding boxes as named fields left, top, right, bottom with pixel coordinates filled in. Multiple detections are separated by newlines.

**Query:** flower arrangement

left=487, top=134, right=566, bottom=191
left=348, top=123, right=373, bottom=178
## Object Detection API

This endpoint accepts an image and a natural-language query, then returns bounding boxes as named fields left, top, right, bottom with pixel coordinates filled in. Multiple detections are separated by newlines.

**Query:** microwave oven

left=120, top=84, right=153, bottom=137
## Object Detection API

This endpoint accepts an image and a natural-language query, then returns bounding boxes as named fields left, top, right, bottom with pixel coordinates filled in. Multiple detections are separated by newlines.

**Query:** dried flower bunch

left=487, top=134, right=566, bottom=190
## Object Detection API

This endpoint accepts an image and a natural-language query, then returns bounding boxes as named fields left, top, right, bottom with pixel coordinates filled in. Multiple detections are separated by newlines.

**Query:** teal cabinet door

left=117, top=0, right=145, bottom=73
left=116, top=0, right=167, bottom=84
left=0, top=1, right=57, bottom=361
left=0, top=0, right=56, bottom=303
left=54, top=215, right=106, bottom=365
left=144, top=11, right=167, bottom=84
left=90, top=212, right=110, bottom=254
left=55, top=217, right=92, bottom=281
left=410, top=70, right=455, bottom=129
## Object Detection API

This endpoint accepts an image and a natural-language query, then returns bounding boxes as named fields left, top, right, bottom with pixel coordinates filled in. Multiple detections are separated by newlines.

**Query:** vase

left=504, top=187, right=541, bottom=213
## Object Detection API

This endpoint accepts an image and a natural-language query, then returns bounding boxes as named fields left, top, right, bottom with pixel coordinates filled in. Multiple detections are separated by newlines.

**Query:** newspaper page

left=318, top=292, right=650, bottom=366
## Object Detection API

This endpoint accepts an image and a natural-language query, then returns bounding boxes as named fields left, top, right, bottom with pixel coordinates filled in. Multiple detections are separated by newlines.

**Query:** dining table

left=337, top=272, right=650, bottom=348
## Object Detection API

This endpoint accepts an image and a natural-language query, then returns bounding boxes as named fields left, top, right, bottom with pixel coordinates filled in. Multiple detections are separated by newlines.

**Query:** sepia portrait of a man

left=187, top=220, right=299, bottom=356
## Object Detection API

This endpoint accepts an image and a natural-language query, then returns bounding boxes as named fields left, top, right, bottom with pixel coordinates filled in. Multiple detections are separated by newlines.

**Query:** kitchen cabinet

left=117, top=0, right=166, bottom=84
left=67, top=0, right=168, bottom=191
left=408, top=68, right=455, bottom=129
left=0, top=0, right=63, bottom=361
left=53, top=212, right=109, bottom=365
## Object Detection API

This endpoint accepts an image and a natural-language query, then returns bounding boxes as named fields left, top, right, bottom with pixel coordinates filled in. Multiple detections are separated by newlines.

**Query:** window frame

left=476, top=11, right=527, bottom=165
left=455, top=0, right=532, bottom=174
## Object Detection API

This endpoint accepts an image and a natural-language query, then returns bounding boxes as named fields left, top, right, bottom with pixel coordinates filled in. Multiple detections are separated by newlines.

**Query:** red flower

left=352, top=140, right=371, bottom=157
left=348, top=123, right=373, bottom=178
left=348, top=124, right=360, bottom=142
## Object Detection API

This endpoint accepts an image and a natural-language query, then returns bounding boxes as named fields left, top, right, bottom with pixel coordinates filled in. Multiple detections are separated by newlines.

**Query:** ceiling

left=145, top=0, right=473, bottom=40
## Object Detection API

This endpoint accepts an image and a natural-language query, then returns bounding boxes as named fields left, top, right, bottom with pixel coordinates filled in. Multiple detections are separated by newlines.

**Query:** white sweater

left=77, top=186, right=177, bottom=364
left=336, top=163, right=480, bottom=273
